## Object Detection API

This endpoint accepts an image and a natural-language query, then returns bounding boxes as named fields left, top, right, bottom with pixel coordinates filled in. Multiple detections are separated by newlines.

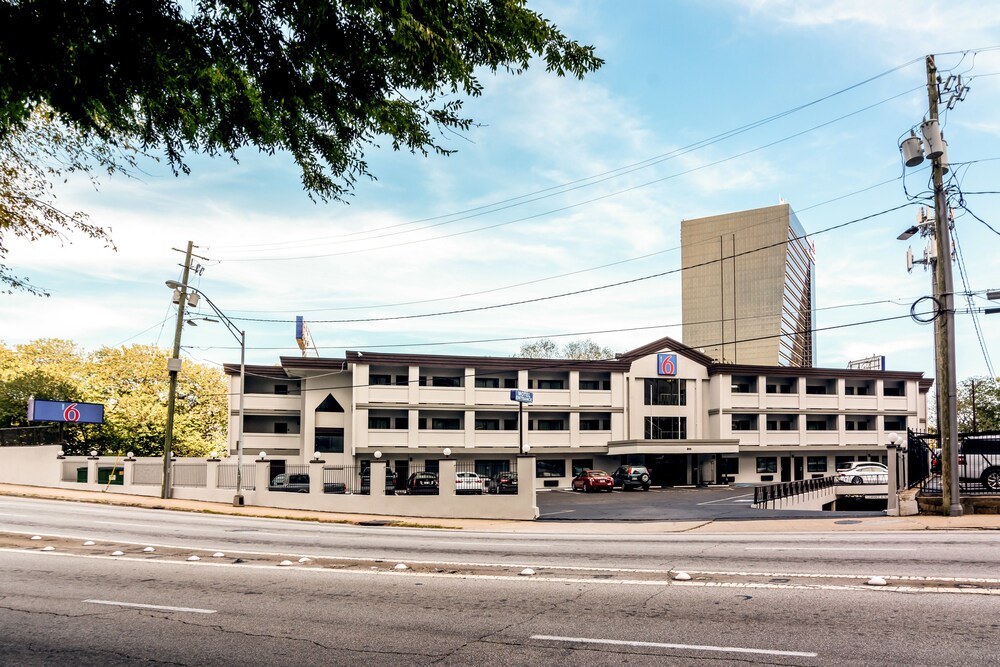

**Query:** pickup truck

left=269, top=473, right=346, bottom=494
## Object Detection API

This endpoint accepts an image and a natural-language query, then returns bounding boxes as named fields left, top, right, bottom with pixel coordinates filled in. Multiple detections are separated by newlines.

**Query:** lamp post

left=164, top=280, right=246, bottom=506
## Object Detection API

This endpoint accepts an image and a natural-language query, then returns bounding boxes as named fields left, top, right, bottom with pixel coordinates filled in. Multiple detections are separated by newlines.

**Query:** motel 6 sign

left=657, top=353, right=677, bottom=376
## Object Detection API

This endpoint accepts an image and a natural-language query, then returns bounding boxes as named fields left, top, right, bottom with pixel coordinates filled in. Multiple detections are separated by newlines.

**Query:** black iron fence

left=753, top=476, right=838, bottom=509
left=914, top=430, right=1000, bottom=496
left=0, top=426, right=62, bottom=447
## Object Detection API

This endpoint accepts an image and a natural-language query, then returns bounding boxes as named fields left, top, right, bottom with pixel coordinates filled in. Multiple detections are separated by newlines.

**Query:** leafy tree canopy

left=0, top=0, right=601, bottom=200
left=0, top=339, right=227, bottom=456
left=958, top=376, right=1000, bottom=433
left=517, top=338, right=616, bottom=360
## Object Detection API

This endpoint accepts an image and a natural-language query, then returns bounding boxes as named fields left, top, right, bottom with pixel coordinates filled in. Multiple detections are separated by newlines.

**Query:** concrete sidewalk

left=2, top=483, right=999, bottom=533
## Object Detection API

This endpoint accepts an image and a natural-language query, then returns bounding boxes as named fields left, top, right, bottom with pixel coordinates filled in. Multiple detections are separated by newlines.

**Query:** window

left=475, top=378, right=500, bottom=388
left=643, top=379, right=686, bottom=406
left=503, top=418, right=518, bottom=431
left=395, top=375, right=409, bottom=386
left=369, top=374, right=391, bottom=386
left=503, top=378, right=518, bottom=389
left=731, top=415, right=756, bottom=431
left=394, top=417, right=408, bottom=429
left=431, top=418, right=461, bottom=430
left=883, top=384, right=905, bottom=397
left=425, top=460, right=439, bottom=474
left=274, top=422, right=288, bottom=434
left=533, top=419, right=565, bottom=431
left=579, top=380, right=601, bottom=391
left=314, top=428, right=344, bottom=453
left=536, top=459, right=566, bottom=478
left=368, top=416, right=391, bottom=429
left=432, top=376, right=462, bottom=388
left=731, top=382, right=753, bottom=393
left=884, top=417, right=906, bottom=431
left=274, top=384, right=288, bottom=395
left=806, top=420, right=828, bottom=431
left=579, top=418, right=610, bottom=431
left=756, top=457, right=778, bottom=473
left=767, top=418, right=796, bottom=431
left=644, top=417, right=686, bottom=439
left=835, top=456, right=854, bottom=469
left=805, top=385, right=827, bottom=395
left=419, top=376, right=427, bottom=387
left=537, top=379, right=564, bottom=390
left=719, top=457, right=739, bottom=474
left=571, top=459, right=594, bottom=476
left=807, top=456, right=828, bottom=472
left=475, top=419, right=500, bottom=431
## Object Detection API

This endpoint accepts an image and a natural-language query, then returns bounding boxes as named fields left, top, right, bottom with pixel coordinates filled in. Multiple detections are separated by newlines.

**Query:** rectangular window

left=731, top=416, right=756, bottom=431
left=503, top=378, right=518, bottom=389
left=314, top=428, right=344, bottom=453
left=807, top=456, right=828, bottom=472
left=503, top=418, right=518, bottom=430
left=274, top=422, right=288, bottom=434
left=835, top=455, right=854, bottom=469
left=394, top=416, right=408, bottom=429
left=418, top=376, right=427, bottom=387
left=425, top=460, right=439, bottom=474
left=644, top=417, right=687, bottom=439
left=537, top=379, right=565, bottom=390
left=806, top=421, right=828, bottom=431
left=643, top=379, right=687, bottom=406
left=432, top=376, right=462, bottom=388
left=883, top=385, right=905, bottom=397
left=475, top=378, right=500, bottom=388
left=884, top=417, right=906, bottom=430
left=731, top=382, right=752, bottom=393
left=571, top=458, right=594, bottom=476
left=368, top=416, right=391, bottom=429
left=536, top=459, right=566, bottom=478
left=579, top=419, right=600, bottom=430
left=395, top=375, right=409, bottom=386
left=719, top=457, right=739, bottom=474
left=475, top=419, right=500, bottom=431
left=369, top=374, right=391, bottom=386
left=756, top=457, right=778, bottom=473
left=431, top=418, right=461, bottom=430
left=274, top=384, right=288, bottom=395
left=534, top=419, right=565, bottom=431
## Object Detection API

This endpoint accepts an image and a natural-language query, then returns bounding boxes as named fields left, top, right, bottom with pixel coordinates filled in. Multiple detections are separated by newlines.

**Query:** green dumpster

left=97, top=466, right=123, bottom=486
left=76, top=467, right=88, bottom=483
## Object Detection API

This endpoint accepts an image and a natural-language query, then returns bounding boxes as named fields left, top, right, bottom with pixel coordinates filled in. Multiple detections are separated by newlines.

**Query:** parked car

left=572, top=469, right=614, bottom=493
left=836, top=460, right=887, bottom=473
left=487, top=471, right=518, bottom=495
left=612, top=465, right=651, bottom=491
left=406, top=471, right=439, bottom=495
left=837, top=463, right=888, bottom=485
left=360, top=467, right=398, bottom=495
left=956, top=435, right=1000, bottom=490
left=269, top=473, right=346, bottom=494
left=456, top=471, right=484, bottom=495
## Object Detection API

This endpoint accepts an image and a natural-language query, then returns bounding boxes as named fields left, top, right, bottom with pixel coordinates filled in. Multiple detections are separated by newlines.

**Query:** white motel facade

left=225, top=336, right=930, bottom=489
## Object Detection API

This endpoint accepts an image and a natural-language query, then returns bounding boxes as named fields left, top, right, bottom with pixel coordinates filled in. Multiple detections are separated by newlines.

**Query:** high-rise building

left=681, top=203, right=815, bottom=367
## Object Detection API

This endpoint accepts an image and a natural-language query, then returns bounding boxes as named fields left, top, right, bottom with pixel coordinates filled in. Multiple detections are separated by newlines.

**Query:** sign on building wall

left=657, top=353, right=678, bottom=376
left=27, top=399, right=105, bottom=424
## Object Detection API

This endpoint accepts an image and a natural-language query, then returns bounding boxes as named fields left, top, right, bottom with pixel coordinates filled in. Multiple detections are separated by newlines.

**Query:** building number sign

left=657, top=353, right=677, bottom=376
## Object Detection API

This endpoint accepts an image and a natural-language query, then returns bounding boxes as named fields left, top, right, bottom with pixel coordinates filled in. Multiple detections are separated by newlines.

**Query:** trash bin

left=97, top=466, right=123, bottom=486
left=76, top=467, right=88, bottom=483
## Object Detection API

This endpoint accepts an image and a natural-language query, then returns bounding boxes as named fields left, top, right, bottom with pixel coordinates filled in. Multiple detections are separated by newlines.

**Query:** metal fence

left=753, top=476, right=837, bottom=508
left=132, top=463, right=162, bottom=486
left=173, top=462, right=208, bottom=488
left=0, top=425, right=62, bottom=447
left=322, top=466, right=362, bottom=494
left=914, top=430, right=1000, bottom=496
left=217, top=464, right=256, bottom=491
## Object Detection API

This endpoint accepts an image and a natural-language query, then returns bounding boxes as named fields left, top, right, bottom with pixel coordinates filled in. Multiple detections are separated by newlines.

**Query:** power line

left=226, top=203, right=913, bottom=324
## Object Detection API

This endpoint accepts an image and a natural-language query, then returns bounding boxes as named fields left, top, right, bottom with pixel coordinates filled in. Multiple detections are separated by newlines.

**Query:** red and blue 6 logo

left=657, top=354, right=677, bottom=376
left=62, top=403, right=81, bottom=422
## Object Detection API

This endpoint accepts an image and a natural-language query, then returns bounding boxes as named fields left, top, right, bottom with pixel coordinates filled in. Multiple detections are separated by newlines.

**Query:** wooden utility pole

left=926, top=55, right=963, bottom=516
left=161, top=241, right=194, bottom=499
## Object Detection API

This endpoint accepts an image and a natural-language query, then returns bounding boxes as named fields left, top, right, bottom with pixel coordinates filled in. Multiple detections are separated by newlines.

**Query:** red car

left=572, top=470, right=614, bottom=493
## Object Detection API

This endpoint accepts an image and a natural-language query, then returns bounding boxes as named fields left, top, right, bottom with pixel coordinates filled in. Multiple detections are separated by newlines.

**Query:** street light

left=164, top=280, right=247, bottom=506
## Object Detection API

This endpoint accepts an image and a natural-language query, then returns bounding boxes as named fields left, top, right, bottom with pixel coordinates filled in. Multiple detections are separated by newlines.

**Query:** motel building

left=225, top=336, right=930, bottom=490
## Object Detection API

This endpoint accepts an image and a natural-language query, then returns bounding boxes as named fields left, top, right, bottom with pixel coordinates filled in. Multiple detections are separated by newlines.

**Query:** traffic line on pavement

left=538, top=510, right=576, bottom=516
left=696, top=494, right=754, bottom=506
left=530, top=635, right=817, bottom=658
left=85, top=599, right=217, bottom=614
left=746, top=547, right=917, bottom=552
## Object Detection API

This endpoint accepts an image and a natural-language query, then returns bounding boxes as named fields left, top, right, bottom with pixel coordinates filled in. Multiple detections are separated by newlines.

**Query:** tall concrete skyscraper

left=681, top=203, right=815, bottom=367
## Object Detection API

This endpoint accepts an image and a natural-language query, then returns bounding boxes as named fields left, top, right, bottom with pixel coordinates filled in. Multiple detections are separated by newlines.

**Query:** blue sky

left=3, top=0, right=999, bottom=384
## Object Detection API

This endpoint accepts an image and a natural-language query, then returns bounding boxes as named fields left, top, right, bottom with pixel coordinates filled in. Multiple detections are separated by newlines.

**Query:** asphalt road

left=2, top=544, right=999, bottom=667
left=536, top=485, right=885, bottom=521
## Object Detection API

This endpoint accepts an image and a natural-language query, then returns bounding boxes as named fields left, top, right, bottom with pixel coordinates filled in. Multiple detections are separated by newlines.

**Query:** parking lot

left=536, top=485, right=884, bottom=521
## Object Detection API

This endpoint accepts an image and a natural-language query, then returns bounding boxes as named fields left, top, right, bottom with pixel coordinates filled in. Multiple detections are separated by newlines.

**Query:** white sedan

left=455, top=471, right=485, bottom=495
left=837, top=463, right=888, bottom=485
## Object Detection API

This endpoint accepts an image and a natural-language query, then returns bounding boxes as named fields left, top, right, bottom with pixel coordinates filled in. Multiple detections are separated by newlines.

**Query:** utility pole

left=162, top=241, right=195, bottom=499
left=926, top=55, right=963, bottom=517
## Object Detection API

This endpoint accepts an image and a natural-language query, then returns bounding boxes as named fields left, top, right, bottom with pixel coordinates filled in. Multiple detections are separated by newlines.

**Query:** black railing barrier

left=910, top=429, right=1000, bottom=497
left=753, top=476, right=838, bottom=509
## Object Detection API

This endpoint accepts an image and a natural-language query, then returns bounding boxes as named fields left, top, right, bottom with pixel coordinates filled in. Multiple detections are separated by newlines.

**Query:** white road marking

left=539, top=510, right=576, bottom=516
left=85, top=599, right=216, bottom=614
left=696, top=494, right=754, bottom=506
left=746, top=547, right=916, bottom=552
left=531, top=635, right=817, bottom=658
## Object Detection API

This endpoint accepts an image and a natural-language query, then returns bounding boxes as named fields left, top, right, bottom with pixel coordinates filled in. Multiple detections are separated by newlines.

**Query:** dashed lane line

left=85, top=599, right=217, bottom=614
left=531, top=634, right=817, bottom=658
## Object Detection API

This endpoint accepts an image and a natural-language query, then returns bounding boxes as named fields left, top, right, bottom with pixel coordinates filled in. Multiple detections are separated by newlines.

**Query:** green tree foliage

left=958, top=376, right=1000, bottom=433
left=517, top=338, right=615, bottom=360
left=0, top=1, right=602, bottom=292
left=0, top=340, right=226, bottom=456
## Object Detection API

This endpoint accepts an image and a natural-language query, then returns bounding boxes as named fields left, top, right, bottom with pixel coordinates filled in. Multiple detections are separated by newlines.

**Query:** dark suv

left=612, top=465, right=651, bottom=491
